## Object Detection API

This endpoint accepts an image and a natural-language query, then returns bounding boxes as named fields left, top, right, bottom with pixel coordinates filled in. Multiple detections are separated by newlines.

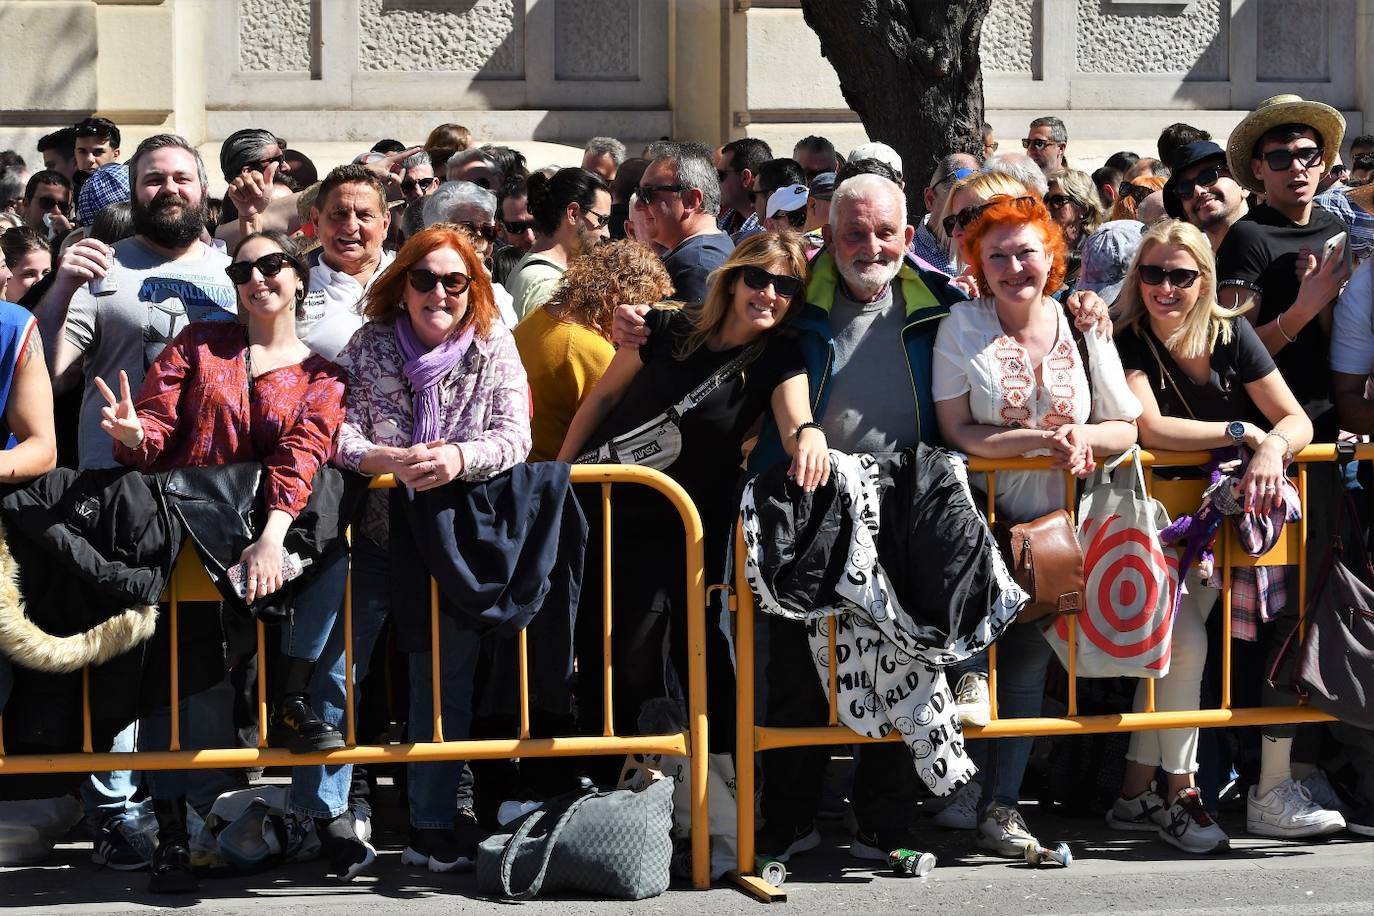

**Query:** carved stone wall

left=983, top=0, right=1036, bottom=75
left=1257, top=0, right=1328, bottom=81
left=556, top=0, right=637, bottom=80
left=357, top=0, right=521, bottom=74
left=239, top=0, right=312, bottom=72
left=1075, top=0, right=1226, bottom=78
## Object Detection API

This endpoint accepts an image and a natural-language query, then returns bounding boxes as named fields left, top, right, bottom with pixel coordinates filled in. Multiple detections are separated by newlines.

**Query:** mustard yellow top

left=513, top=307, right=615, bottom=462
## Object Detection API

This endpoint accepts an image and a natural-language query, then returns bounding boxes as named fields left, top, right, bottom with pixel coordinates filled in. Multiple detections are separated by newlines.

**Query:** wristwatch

left=1226, top=420, right=1246, bottom=446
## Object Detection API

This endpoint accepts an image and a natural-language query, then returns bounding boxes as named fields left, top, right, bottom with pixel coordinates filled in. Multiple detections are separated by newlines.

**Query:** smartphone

left=1321, top=231, right=1351, bottom=273
left=228, top=550, right=312, bottom=600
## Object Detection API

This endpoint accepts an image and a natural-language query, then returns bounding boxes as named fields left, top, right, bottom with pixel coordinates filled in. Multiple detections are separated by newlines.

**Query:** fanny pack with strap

left=575, top=342, right=762, bottom=470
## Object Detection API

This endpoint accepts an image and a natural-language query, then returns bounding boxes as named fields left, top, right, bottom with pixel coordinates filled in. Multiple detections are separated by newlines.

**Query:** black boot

left=148, top=797, right=198, bottom=895
left=271, top=658, right=345, bottom=753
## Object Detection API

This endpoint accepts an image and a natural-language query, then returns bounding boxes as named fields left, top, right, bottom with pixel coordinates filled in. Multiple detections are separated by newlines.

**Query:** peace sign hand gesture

left=94, top=370, right=144, bottom=448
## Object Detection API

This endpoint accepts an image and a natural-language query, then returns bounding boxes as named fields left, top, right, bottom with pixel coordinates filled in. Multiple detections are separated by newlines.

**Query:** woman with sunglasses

left=932, top=196, right=1141, bottom=857
left=1045, top=169, right=1106, bottom=290
left=939, top=171, right=1039, bottom=298
left=507, top=167, right=612, bottom=321
left=1111, top=220, right=1314, bottom=851
left=296, top=225, right=528, bottom=879
left=1108, top=176, right=1167, bottom=223
left=96, top=230, right=348, bottom=890
left=557, top=231, right=826, bottom=746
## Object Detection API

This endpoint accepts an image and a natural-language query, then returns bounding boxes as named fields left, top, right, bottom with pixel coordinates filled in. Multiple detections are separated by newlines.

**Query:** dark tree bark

left=799, top=0, right=991, bottom=219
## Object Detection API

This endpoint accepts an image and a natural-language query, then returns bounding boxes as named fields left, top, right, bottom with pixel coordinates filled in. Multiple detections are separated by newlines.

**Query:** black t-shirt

left=661, top=232, right=735, bottom=302
left=585, top=307, right=805, bottom=503
left=1116, top=318, right=1275, bottom=426
left=1214, top=202, right=1342, bottom=414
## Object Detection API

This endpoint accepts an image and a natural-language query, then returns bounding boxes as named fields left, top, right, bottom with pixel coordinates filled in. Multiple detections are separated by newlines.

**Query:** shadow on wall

left=0, top=3, right=99, bottom=116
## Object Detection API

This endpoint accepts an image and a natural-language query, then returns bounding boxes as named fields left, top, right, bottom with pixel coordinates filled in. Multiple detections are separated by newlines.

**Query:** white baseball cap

left=767, top=183, right=809, bottom=218
left=847, top=142, right=904, bottom=181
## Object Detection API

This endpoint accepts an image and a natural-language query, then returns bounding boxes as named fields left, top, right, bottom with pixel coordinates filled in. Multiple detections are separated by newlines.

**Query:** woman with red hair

left=290, top=225, right=530, bottom=881
left=931, top=195, right=1141, bottom=858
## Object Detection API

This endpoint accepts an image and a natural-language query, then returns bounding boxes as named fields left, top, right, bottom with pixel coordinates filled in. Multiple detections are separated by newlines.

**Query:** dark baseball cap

left=1163, top=141, right=1228, bottom=219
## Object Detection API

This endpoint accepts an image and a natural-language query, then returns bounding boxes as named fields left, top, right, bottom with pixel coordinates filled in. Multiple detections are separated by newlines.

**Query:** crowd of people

left=0, top=93, right=1372, bottom=898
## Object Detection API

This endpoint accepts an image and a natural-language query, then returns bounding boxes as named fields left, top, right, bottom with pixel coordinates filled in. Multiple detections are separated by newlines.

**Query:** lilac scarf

left=394, top=314, right=476, bottom=446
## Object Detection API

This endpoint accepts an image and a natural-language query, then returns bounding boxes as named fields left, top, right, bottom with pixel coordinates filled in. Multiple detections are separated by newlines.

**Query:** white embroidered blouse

left=932, top=297, right=1141, bottom=522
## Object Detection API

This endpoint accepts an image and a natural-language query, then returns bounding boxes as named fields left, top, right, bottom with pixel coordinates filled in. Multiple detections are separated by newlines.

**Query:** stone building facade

left=3, top=0, right=1373, bottom=174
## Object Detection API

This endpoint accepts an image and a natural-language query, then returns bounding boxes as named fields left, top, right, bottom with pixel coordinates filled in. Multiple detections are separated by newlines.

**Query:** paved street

left=3, top=783, right=1371, bottom=916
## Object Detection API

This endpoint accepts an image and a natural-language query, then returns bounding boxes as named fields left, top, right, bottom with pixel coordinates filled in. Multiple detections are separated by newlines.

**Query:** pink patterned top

left=114, top=321, right=345, bottom=517
left=333, top=318, right=531, bottom=542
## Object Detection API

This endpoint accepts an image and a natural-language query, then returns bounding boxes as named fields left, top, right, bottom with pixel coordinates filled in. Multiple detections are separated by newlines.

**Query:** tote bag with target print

left=1043, top=447, right=1181, bottom=679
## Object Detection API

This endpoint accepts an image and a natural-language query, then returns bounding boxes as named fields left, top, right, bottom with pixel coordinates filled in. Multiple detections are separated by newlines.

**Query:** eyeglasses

left=401, top=176, right=439, bottom=195
left=226, top=252, right=292, bottom=285
left=1260, top=146, right=1324, bottom=172
left=246, top=155, right=286, bottom=174
left=457, top=221, right=498, bottom=241
left=501, top=218, right=536, bottom=234
left=408, top=268, right=472, bottom=295
left=1044, top=194, right=1077, bottom=210
left=1118, top=182, right=1154, bottom=205
left=1022, top=138, right=1057, bottom=151
left=1138, top=265, right=1201, bottom=289
left=941, top=195, right=1037, bottom=237
left=1172, top=165, right=1230, bottom=201
left=636, top=183, right=687, bottom=202
left=739, top=265, right=804, bottom=299
left=583, top=208, right=611, bottom=230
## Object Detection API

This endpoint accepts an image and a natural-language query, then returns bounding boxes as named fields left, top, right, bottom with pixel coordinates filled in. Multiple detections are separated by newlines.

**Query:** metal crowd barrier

left=0, top=465, right=712, bottom=890
left=729, top=445, right=1360, bottom=902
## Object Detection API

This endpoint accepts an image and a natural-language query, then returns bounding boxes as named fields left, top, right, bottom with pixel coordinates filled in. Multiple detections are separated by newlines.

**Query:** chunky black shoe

left=270, top=694, right=345, bottom=753
left=147, top=841, right=198, bottom=895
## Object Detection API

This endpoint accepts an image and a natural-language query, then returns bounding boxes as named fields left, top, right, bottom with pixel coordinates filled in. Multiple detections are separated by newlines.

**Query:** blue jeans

left=979, top=620, right=1054, bottom=809
left=406, top=612, right=481, bottom=829
left=81, top=721, right=141, bottom=822
left=136, top=678, right=246, bottom=802
left=281, top=554, right=349, bottom=662
left=290, top=537, right=391, bottom=820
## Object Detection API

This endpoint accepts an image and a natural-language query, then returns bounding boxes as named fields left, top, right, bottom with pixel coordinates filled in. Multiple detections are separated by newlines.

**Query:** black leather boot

left=270, top=657, right=345, bottom=753
left=148, top=797, right=197, bottom=895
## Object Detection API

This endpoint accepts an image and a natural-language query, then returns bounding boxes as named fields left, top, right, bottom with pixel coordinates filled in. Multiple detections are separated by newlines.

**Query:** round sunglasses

left=408, top=268, right=471, bottom=295
left=226, top=252, right=294, bottom=285
left=1138, top=265, right=1200, bottom=288
left=739, top=265, right=803, bottom=299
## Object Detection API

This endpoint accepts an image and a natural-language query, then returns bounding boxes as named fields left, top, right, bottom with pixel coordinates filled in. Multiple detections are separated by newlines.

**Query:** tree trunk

left=799, top=0, right=990, bottom=220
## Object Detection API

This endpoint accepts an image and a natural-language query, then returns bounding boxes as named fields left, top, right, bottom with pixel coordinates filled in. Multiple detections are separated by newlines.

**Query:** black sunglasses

left=246, top=155, right=286, bottom=174
left=740, top=265, right=804, bottom=299
left=502, top=218, right=536, bottom=234
left=636, top=183, right=687, bottom=201
left=226, top=252, right=293, bottom=285
left=457, top=221, right=498, bottom=241
left=1118, top=182, right=1154, bottom=204
left=1173, top=165, right=1230, bottom=201
left=408, top=268, right=472, bottom=295
left=582, top=208, right=611, bottom=229
left=1138, top=265, right=1201, bottom=289
left=1044, top=193, right=1077, bottom=210
left=1261, top=147, right=1324, bottom=171
left=1022, top=138, right=1056, bottom=151
left=37, top=195, right=68, bottom=212
left=941, top=195, right=1036, bottom=236
left=401, top=176, right=439, bottom=195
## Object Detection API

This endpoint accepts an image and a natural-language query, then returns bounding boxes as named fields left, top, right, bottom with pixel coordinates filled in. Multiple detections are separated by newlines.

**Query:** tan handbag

left=998, top=510, right=1085, bottom=622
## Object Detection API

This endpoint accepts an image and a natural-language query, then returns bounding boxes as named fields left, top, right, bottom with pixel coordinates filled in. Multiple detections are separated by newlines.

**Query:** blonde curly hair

left=544, top=239, right=675, bottom=340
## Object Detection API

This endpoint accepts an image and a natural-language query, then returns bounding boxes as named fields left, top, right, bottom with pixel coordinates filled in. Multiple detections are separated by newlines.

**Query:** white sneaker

left=1247, top=779, right=1346, bottom=838
left=954, top=672, right=991, bottom=727
left=1158, top=787, right=1230, bottom=854
left=933, top=781, right=981, bottom=830
left=975, top=803, right=1037, bottom=858
left=1297, top=770, right=1352, bottom=817
left=1106, top=786, right=1168, bottom=833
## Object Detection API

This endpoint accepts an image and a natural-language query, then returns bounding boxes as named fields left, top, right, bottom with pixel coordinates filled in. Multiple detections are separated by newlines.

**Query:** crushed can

left=888, top=847, right=937, bottom=877
left=1024, top=841, right=1072, bottom=867
left=757, top=857, right=787, bottom=886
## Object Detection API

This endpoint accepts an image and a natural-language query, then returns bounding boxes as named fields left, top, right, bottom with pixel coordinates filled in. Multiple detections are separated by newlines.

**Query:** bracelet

left=794, top=421, right=824, bottom=441
left=1275, top=310, right=1297, bottom=343
left=1264, top=429, right=1294, bottom=464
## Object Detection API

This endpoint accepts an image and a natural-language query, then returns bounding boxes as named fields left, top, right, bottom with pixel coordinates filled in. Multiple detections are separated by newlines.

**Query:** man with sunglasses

left=1022, top=116, right=1068, bottom=175
left=398, top=151, right=440, bottom=205
left=1163, top=140, right=1249, bottom=251
left=914, top=153, right=979, bottom=275
left=637, top=142, right=735, bottom=302
left=20, top=170, right=72, bottom=237
left=715, top=137, right=772, bottom=239
left=1216, top=96, right=1350, bottom=439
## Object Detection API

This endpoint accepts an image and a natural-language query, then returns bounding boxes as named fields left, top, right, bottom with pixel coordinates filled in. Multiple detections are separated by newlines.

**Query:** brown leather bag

left=998, top=510, right=1085, bottom=622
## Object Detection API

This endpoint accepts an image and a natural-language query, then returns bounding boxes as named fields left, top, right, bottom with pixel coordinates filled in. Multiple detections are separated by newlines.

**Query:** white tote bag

left=1042, top=447, right=1181, bottom=678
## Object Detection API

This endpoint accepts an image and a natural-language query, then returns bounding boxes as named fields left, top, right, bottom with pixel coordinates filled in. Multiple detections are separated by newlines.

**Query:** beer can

left=756, top=857, right=787, bottom=886
left=887, top=847, right=937, bottom=877
left=1023, top=841, right=1072, bottom=867
left=88, top=273, right=118, bottom=297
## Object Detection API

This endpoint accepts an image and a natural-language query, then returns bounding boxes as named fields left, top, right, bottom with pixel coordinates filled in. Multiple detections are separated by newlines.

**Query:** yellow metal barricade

left=0, top=465, right=711, bottom=890
left=730, top=446, right=1359, bottom=901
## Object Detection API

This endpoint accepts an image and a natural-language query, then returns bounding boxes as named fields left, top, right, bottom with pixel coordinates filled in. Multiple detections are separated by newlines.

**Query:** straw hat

left=1226, top=94, right=1345, bottom=195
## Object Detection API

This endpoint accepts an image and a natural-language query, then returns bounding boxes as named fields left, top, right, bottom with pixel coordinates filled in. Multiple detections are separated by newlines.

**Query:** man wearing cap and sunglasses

left=914, top=153, right=980, bottom=276
left=1162, top=140, right=1249, bottom=251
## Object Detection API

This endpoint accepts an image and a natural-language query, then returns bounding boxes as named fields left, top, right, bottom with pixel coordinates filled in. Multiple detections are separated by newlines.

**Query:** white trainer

left=1158, top=787, right=1230, bottom=854
left=1247, top=778, right=1346, bottom=839
left=1106, top=786, right=1168, bottom=832
left=976, top=803, right=1037, bottom=858
left=954, top=672, right=991, bottom=727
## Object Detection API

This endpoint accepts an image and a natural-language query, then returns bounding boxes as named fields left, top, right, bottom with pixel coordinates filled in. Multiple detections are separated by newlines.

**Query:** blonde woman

left=1046, top=169, right=1106, bottom=287
left=1110, top=219, right=1315, bottom=852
